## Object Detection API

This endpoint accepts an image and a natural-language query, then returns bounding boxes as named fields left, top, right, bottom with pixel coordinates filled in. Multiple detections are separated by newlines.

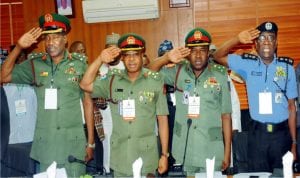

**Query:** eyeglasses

left=257, top=35, right=276, bottom=43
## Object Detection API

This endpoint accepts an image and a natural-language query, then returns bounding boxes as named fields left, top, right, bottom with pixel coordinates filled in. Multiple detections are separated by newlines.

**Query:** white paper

left=132, top=157, right=143, bottom=178
left=45, top=88, right=57, bottom=109
left=34, top=161, right=67, bottom=178
left=233, top=172, right=271, bottom=178
left=206, top=156, right=215, bottom=178
left=282, top=151, right=293, bottom=178
left=195, top=172, right=225, bottom=178
left=259, top=92, right=272, bottom=114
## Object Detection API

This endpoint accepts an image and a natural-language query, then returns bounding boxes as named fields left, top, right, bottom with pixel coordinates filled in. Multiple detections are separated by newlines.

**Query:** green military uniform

left=161, top=62, right=231, bottom=171
left=92, top=68, right=169, bottom=175
left=11, top=51, right=87, bottom=176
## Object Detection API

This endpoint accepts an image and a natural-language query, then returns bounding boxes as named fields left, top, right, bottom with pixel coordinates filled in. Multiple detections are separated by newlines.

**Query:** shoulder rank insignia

left=28, top=52, right=47, bottom=61
left=145, top=70, right=161, bottom=80
left=210, top=63, right=227, bottom=75
left=107, top=68, right=122, bottom=76
left=70, top=52, right=87, bottom=63
left=241, top=53, right=259, bottom=61
left=277, top=56, right=294, bottom=65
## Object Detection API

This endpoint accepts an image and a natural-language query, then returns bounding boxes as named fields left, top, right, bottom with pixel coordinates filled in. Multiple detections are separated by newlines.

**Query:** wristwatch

left=161, top=152, right=170, bottom=158
left=87, top=143, right=95, bottom=149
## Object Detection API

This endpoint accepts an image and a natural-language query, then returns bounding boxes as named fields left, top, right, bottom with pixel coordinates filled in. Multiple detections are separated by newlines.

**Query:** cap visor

left=121, top=47, right=144, bottom=51
left=41, top=28, right=63, bottom=34
left=186, top=43, right=210, bottom=47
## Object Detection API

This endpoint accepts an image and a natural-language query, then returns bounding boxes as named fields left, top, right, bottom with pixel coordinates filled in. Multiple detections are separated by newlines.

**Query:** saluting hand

left=98, top=46, right=121, bottom=64
left=17, top=27, right=42, bottom=49
left=238, top=28, right=260, bottom=44
left=167, top=47, right=190, bottom=64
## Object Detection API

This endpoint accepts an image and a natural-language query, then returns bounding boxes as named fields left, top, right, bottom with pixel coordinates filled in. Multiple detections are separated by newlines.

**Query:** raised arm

left=147, top=47, right=190, bottom=71
left=213, top=28, right=260, bottom=67
left=1, top=27, right=42, bottom=83
left=79, top=46, right=121, bottom=93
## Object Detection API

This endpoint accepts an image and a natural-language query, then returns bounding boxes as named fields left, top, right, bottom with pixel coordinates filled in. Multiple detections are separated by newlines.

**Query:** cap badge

left=265, top=22, right=272, bottom=30
left=44, top=13, right=53, bottom=23
left=127, top=36, right=135, bottom=45
left=194, top=31, right=202, bottom=40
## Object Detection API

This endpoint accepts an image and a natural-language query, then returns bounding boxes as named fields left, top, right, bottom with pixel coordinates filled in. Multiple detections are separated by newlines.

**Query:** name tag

left=15, top=99, right=26, bottom=116
left=187, top=96, right=200, bottom=118
left=122, top=99, right=135, bottom=121
left=259, top=92, right=272, bottom=114
left=45, top=88, right=57, bottom=109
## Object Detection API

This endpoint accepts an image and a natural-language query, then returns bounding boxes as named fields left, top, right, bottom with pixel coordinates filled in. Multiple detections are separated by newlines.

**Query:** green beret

left=39, top=13, right=70, bottom=34
left=118, top=33, right=145, bottom=52
left=185, top=27, right=211, bottom=47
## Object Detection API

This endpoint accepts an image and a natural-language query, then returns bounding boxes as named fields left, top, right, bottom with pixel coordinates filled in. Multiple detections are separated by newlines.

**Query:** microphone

left=168, top=119, right=192, bottom=177
left=68, top=155, right=107, bottom=175
left=68, top=155, right=87, bottom=165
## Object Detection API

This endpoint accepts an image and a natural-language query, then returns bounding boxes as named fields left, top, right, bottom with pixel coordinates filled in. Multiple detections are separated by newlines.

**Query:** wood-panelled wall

left=194, top=0, right=300, bottom=109
left=19, top=0, right=300, bottom=109
left=22, top=0, right=193, bottom=61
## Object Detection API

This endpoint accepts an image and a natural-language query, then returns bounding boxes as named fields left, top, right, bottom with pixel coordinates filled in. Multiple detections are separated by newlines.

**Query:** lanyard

left=50, top=60, right=59, bottom=87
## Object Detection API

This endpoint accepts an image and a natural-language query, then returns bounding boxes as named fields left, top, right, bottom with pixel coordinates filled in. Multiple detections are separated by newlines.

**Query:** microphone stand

left=168, top=118, right=192, bottom=177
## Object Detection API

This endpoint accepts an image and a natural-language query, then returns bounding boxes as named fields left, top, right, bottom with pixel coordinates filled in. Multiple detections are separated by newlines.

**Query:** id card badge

left=122, top=99, right=135, bottom=121
left=187, top=95, right=200, bottom=118
left=45, top=88, right=58, bottom=109
left=182, top=91, right=189, bottom=105
left=15, top=99, right=26, bottom=116
left=259, top=92, right=272, bottom=114
left=275, top=91, right=283, bottom=103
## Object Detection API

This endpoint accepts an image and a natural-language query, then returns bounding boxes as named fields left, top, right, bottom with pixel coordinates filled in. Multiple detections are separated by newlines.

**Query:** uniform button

left=57, top=126, right=60, bottom=130
left=57, top=87, right=61, bottom=90
left=130, top=91, right=133, bottom=94
left=194, top=126, right=197, bottom=129
left=129, top=121, right=132, bottom=124
left=57, top=107, right=60, bottom=110
left=128, top=136, right=131, bottom=139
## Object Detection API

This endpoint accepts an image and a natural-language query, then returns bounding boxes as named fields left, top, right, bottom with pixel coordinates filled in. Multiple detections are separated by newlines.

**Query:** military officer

left=80, top=33, right=169, bottom=177
left=213, top=22, right=297, bottom=173
left=1, top=13, right=94, bottom=177
left=148, top=28, right=232, bottom=175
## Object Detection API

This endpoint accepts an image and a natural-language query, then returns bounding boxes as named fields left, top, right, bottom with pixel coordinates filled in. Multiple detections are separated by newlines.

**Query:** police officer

left=149, top=28, right=232, bottom=175
left=80, top=33, right=169, bottom=176
left=213, top=21, right=297, bottom=173
left=1, top=13, right=94, bottom=177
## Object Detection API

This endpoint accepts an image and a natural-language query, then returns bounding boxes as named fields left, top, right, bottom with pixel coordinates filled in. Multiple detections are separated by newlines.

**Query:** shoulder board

left=145, top=70, right=161, bottom=81
left=70, top=52, right=87, bottom=63
left=210, top=63, right=227, bottom=75
left=277, top=56, right=294, bottom=65
left=28, top=52, right=46, bottom=60
left=107, top=68, right=122, bottom=76
left=241, top=53, right=259, bottom=61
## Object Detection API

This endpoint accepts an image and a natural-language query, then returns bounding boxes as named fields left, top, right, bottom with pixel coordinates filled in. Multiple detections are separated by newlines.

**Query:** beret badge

left=127, top=36, right=135, bottom=45
left=44, top=13, right=53, bottom=23
left=194, top=30, right=202, bottom=40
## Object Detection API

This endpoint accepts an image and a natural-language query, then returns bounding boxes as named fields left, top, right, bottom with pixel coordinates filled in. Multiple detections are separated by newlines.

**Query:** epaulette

left=107, top=68, right=123, bottom=76
left=210, top=63, right=227, bottom=75
left=28, top=52, right=46, bottom=60
left=144, top=70, right=161, bottom=80
left=277, top=56, right=294, bottom=65
left=70, top=52, right=87, bottom=63
left=241, top=53, right=259, bottom=61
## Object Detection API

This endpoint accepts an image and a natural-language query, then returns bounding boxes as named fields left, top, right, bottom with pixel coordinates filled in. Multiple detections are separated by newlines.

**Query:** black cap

left=256, top=21, right=278, bottom=35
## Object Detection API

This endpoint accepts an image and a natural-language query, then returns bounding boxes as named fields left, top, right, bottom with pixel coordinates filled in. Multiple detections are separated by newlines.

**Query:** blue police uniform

left=228, top=52, right=297, bottom=172
left=228, top=53, right=297, bottom=123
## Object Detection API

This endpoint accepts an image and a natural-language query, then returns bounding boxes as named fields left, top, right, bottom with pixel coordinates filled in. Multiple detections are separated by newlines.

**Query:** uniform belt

left=166, top=85, right=175, bottom=93
left=252, top=120, right=288, bottom=133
